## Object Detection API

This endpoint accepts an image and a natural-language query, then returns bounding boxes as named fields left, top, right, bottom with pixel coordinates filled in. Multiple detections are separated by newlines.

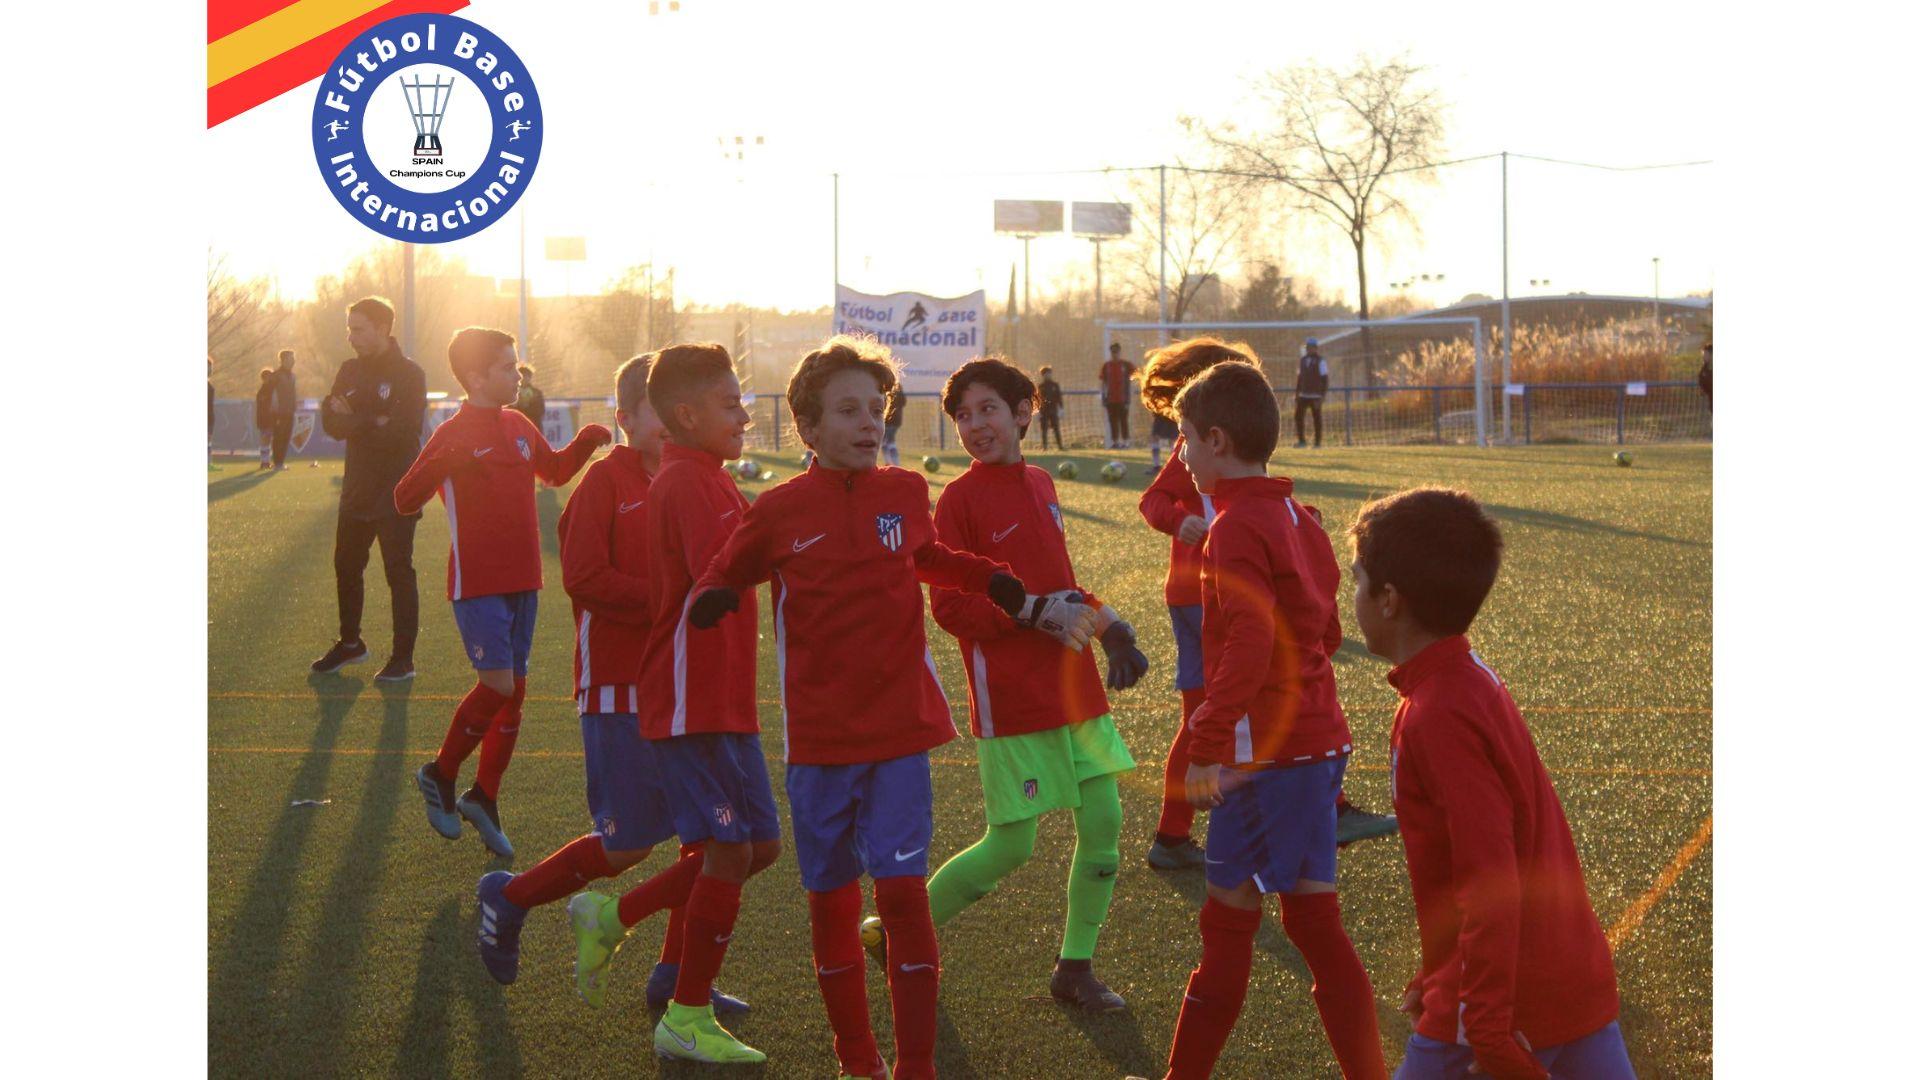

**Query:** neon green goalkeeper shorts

left=974, top=714, right=1136, bottom=826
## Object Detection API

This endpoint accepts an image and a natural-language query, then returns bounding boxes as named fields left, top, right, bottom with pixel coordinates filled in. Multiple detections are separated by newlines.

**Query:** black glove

left=1099, top=619, right=1150, bottom=691
left=986, top=571, right=1027, bottom=618
left=687, top=586, right=740, bottom=629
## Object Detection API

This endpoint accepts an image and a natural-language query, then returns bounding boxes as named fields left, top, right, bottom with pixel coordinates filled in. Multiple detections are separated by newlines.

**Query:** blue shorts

left=452, top=590, right=538, bottom=675
left=785, top=752, right=935, bottom=893
left=581, top=713, right=678, bottom=854
left=1204, top=756, right=1346, bottom=892
left=1393, top=1021, right=1635, bottom=1080
left=652, top=732, right=782, bottom=845
left=1169, top=604, right=1205, bottom=692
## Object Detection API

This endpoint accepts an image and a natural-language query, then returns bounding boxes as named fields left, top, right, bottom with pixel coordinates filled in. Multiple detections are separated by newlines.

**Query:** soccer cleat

left=373, top=656, right=415, bottom=682
left=1336, top=802, right=1400, bottom=847
left=1050, top=957, right=1127, bottom=1013
left=567, top=891, right=630, bottom=1007
left=310, top=638, right=368, bottom=674
left=475, top=870, right=527, bottom=984
left=1147, top=836, right=1207, bottom=870
left=414, top=762, right=461, bottom=840
left=457, top=787, right=514, bottom=859
left=1294, top=439, right=1309, bottom=449
left=646, top=962, right=751, bottom=1016
left=653, top=1002, right=766, bottom=1064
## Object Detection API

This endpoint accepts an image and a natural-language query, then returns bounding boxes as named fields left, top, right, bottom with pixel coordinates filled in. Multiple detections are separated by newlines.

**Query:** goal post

left=1101, top=318, right=1490, bottom=449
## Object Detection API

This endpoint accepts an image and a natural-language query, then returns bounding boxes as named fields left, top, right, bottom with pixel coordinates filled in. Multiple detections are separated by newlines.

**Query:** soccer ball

left=1614, top=451, right=1634, bottom=468
left=737, top=460, right=761, bottom=480
left=1100, top=461, right=1126, bottom=483
left=860, top=915, right=885, bottom=950
left=923, top=455, right=940, bottom=473
left=1056, top=460, right=1079, bottom=480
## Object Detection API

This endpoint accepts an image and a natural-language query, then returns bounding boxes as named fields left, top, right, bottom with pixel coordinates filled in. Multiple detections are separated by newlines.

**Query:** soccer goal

left=1102, top=318, right=1492, bottom=448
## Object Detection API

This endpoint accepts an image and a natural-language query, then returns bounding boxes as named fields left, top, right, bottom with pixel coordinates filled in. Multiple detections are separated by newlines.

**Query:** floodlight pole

left=1157, top=164, right=1169, bottom=345
left=832, top=172, right=840, bottom=306
left=1500, top=151, right=1512, bottom=442
left=1092, top=238, right=1103, bottom=328
left=401, top=241, right=416, bottom=360
left=1652, top=256, right=1662, bottom=350
left=517, top=210, right=530, bottom=365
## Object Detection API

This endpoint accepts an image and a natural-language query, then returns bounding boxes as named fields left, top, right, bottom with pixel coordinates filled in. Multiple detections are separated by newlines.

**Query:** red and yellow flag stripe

left=207, top=0, right=470, bottom=127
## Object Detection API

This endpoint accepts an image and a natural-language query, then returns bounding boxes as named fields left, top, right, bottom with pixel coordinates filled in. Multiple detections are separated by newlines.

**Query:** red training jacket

left=1137, top=435, right=1216, bottom=608
left=1187, top=474, right=1351, bottom=768
left=1099, top=358, right=1135, bottom=405
left=638, top=442, right=759, bottom=741
left=393, top=402, right=606, bottom=601
left=929, top=459, right=1110, bottom=739
left=557, top=444, right=654, bottom=716
left=695, top=461, right=1006, bottom=765
left=1390, top=636, right=1620, bottom=1079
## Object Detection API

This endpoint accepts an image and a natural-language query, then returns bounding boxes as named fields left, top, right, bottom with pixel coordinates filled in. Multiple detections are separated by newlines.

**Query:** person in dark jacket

left=311, top=296, right=428, bottom=681
left=1293, top=337, right=1330, bottom=448
left=511, top=363, right=546, bottom=428
left=267, top=349, right=299, bottom=468
left=882, top=383, right=906, bottom=466
left=253, top=368, right=277, bottom=469
left=1037, top=365, right=1064, bottom=450
left=1697, top=343, right=1712, bottom=407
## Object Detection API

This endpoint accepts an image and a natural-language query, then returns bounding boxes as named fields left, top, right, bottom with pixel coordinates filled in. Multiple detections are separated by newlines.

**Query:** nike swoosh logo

left=1097, top=868, right=1117, bottom=878
left=893, top=847, right=925, bottom=862
left=792, top=533, right=826, bottom=553
left=991, top=523, right=1019, bottom=543
left=1204, top=857, right=1225, bottom=864
left=663, top=1023, right=698, bottom=1051
left=472, top=447, right=493, bottom=458
left=619, top=500, right=644, bottom=513
left=899, top=962, right=935, bottom=973
left=715, top=933, right=733, bottom=944
left=719, top=509, right=737, bottom=520
left=817, top=963, right=854, bottom=977
left=1184, top=994, right=1204, bottom=1005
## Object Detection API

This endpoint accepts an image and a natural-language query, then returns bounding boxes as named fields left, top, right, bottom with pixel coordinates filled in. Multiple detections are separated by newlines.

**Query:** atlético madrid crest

left=875, top=512, right=904, bottom=552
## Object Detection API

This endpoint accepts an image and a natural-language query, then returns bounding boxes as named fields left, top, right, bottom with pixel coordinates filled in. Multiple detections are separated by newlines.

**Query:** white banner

left=833, top=286, right=987, bottom=394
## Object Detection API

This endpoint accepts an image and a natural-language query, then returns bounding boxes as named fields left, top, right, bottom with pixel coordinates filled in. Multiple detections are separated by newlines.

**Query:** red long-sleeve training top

left=556, top=444, right=653, bottom=716
left=638, top=442, right=759, bottom=741
left=392, top=402, right=606, bottom=601
left=695, top=461, right=1007, bottom=765
left=928, top=459, right=1110, bottom=739
left=1137, top=436, right=1215, bottom=608
left=1389, top=635, right=1620, bottom=1080
left=1187, top=474, right=1351, bottom=768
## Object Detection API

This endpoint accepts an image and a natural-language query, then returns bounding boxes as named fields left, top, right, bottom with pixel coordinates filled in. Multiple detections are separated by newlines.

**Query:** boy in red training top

left=1160, top=360, right=1386, bottom=1080
left=465, top=354, right=746, bottom=1019
left=1348, top=489, right=1633, bottom=1080
left=636, top=342, right=781, bottom=1065
left=923, top=356, right=1151, bottom=1014
left=687, top=337, right=1030, bottom=1080
left=396, top=327, right=610, bottom=859
left=1137, top=339, right=1397, bottom=871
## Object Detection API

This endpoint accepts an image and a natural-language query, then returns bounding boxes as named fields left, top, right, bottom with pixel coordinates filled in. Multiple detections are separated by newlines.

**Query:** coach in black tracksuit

left=311, top=297, right=427, bottom=681
left=1293, top=337, right=1330, bottom=448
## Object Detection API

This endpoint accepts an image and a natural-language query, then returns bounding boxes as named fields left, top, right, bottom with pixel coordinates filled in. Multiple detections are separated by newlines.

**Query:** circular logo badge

left=311, top=13, right=541, bottom=243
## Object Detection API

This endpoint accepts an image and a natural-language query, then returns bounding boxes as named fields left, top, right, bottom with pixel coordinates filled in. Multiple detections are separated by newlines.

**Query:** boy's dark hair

left=1109, top=342, right=1121, bottom=353
left=786, top=336, right=899, bottom=427
left=1141, top=336, right=1261, bottom=420
left=278, top=349, right=294, bottom=363
left=1349, top=487, right=1504, bottom=636
left=941, top=356, right=1037, bottom=434
left=516, top=363, right=536, bottom=379
left=447, top=326, right=517, bottom=391
left=1038, top=365, right=1054, bottom=379
left=615, top=353, right=655, bottom=416
left=1172, top=359, right=1277, bottom=463
left=647, top=342, right=737, bottom=435
left=258, top=367, right=274, bottom=381
left=347, top=296, right=395, bottom=334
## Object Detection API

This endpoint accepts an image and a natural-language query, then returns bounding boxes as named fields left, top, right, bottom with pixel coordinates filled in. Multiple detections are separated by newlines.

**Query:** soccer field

left=207, top=445, right=1712, bottom=1079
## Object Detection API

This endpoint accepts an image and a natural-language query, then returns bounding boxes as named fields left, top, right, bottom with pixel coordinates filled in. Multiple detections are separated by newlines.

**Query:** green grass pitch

left=208, top=445, right=1711, bottom=1078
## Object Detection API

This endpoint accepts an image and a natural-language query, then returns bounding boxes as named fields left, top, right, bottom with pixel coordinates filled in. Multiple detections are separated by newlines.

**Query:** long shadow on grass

left=1289, top=475, right=1704, bottom=548
left=392, top=897, right=525, bottom=1078
left=932, top=1003, right=980, bottom=1079
left=1056, top=1004, right=1157, bottom=1077
left=285, top=680, right=419, bottom=1066
left=208, top=469, right=281, bottom=504
left=207, top=674, right=363, bottom=1074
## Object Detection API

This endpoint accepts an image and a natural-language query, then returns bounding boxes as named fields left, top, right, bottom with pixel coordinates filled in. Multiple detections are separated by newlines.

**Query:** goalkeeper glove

left=687, top=586, right=740, bottom=629
left=986, top=572, right=1028, bottom=618
left=1099, top=619, right=1149, bottom=690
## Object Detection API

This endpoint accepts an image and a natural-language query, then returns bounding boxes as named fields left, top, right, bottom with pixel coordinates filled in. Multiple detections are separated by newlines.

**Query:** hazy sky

left=208, top=0, right=1716, bottom=312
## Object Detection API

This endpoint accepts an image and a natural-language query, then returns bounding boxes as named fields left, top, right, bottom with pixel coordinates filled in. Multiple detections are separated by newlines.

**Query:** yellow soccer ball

left=860, top=915, right=885, bottom=950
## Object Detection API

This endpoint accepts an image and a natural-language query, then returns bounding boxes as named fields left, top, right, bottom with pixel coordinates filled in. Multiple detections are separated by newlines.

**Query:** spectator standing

left=253, top=369, right=277, bottom=469
left=1099, top=343, right=1135, bottom=448
left=1293, top=337, right=1329, bottom=449
left=1037, top=365, right=1064, bottom=450
left=512, top=363, right=547, bottom=429
left=883, top=384, right=906, bottom=466
left=1697, top=344, right=1712, bottom=408
left=267, top=349, right=299, bottom=468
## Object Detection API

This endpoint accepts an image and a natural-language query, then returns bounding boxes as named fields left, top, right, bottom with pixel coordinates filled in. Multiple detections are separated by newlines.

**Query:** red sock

left=435, top=683, right=511, bottom=781
left=810, top=882, right=883, bottom=1076
left=1157, top=687, right=1207, bottom=840
left=503, top=833, right=617, bottom=909
left=618, top=844, right=705, bottom=928
left=672, top=875, right=742, bottom=1008
left=875, top=876, right=939, bottom=1080
left=1165, top=897, right=1262, bottom=1080
left=1280, top=892, right=1386, bottom=1080
left=473, top=677, right=527, bottom=799
left=660, top=903, right=688, bottom=964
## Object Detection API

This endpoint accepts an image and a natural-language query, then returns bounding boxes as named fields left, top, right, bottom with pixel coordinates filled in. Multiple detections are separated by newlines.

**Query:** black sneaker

left=1335, top=801, right=1400, bottom=847
left=1050, top=958, right=1126, bottom=1012
left=374, top=656, right=415, bottom=682
left=310, top=639, right=369, bottom=674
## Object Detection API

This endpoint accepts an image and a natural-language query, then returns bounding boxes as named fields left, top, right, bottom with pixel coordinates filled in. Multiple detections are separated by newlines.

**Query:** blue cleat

left=476, top=870, right=527, bottom=984
left=414, top=762, right=461, bottom=840
left=646, top=962, right=750, bottom=1016
left=456, top=787, right=514, bottom=859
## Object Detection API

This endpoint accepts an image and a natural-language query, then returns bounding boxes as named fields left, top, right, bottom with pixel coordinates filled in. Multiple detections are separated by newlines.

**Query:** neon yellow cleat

left=566, top=891, right=629, bottom=1008
left=653, top=1002, right=767, bottom=1064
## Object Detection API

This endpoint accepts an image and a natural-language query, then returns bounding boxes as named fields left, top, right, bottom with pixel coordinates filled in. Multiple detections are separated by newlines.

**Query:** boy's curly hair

left=1138, top=336, right=1261, bottom=420
left=786, top=335, right=901, bottom=426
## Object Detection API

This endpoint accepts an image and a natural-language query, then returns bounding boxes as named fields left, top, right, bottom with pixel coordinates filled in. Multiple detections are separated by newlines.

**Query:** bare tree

left=1193, top=54, right=1447, bottom=383
left=206, top=250, right=287, bottom=389
left=1111, top=160, right=1261, bottom=325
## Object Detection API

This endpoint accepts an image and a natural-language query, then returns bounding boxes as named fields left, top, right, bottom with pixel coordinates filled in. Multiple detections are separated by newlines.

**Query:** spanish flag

left=208, top=0, right=470, bottom=127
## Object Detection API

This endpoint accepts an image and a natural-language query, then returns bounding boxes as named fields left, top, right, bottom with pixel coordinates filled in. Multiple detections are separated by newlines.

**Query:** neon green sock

left=1060, top=772, right=1123, bottom=960
left=926, top=817, right=1037, bottom=926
